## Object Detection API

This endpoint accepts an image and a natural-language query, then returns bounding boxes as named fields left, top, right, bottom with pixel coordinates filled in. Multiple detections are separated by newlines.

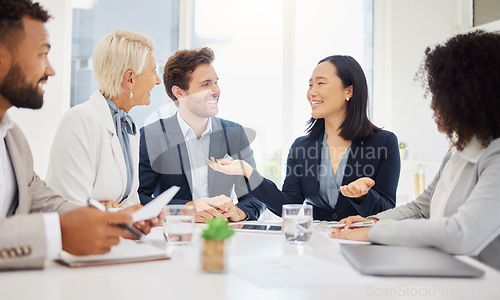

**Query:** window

left=71, top=0, right=179, bottom=126
left=191, top=0, right=373, bottom=185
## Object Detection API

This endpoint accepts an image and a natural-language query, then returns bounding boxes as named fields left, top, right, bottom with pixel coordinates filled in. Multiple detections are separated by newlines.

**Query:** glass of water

left=163, top=205, right=195, bottom=245
left=282, top=204, right=313, bottom=244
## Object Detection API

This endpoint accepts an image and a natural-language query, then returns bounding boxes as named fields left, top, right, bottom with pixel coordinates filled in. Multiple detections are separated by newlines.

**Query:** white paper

left=230, top=255, right=375, bottom=288
left=132, top=186, right=180, bottom=222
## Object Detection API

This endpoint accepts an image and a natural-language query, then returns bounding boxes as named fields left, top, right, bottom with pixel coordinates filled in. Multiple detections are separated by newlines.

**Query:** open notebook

left=56, top=238, right=169, bottom=268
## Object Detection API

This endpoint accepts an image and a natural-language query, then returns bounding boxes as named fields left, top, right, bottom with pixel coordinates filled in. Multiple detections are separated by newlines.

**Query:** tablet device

left=341, top=244, right=485, bottom=278
left=229, top=223, right=282, bottom=233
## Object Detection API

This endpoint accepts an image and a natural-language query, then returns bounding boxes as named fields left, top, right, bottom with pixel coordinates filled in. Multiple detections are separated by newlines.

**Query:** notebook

left=341, top=244, right=484, bottom=278
left=56, top=239, right=169, bottom=268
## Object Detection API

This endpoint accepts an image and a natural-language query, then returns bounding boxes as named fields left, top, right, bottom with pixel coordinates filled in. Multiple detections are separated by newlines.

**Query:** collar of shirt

left=176, top=112, right=212, bottom=141
left=451, top=135, right=485, bottom=163
left=0, top=113, right=14, bottom=140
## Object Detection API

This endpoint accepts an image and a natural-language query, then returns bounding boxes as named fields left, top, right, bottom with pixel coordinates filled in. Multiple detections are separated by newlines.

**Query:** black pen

left=87, top=198, right=161, bottom=248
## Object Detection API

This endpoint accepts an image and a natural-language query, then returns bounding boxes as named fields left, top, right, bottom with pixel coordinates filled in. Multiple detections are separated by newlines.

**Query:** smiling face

left=130, top=52, right=161, bottom=108
left=307, top=61, right=351, bottom=120
left=0, top=17, right=55, bottom=110
left=179, top=63, right=220, bottom=118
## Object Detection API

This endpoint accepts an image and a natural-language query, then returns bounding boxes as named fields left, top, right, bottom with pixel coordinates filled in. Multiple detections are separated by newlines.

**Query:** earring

left=130, top=91, right=133, bottom=98
left=346, top=97, right=350, bottom=101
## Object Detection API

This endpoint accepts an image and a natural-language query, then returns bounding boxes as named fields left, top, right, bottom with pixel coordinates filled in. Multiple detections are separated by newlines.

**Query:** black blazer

left=138, top=114, right=265, bottom=220
left=247, top=130, right=400, bottom=221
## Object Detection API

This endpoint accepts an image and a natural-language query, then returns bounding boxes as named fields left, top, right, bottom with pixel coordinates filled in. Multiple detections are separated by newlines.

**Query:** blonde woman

left=46, top=29, right=161, bottom=208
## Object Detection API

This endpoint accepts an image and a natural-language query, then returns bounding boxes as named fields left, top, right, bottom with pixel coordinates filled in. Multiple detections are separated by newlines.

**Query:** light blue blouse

left=318, top=134, right=351, bottom=209
left=105, top=98, right=136, bottom=202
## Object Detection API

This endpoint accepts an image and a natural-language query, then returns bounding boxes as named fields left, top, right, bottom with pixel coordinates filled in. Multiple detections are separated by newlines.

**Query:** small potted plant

left=201, top=217, right=234, bottom=272
left=399, top=142, right=409, bottom=160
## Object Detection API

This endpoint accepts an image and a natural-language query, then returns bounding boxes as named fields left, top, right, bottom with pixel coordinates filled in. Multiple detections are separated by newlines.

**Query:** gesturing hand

left=340, top=177, right=375, bottom=199
left=205, top=157, right=254, bottom=179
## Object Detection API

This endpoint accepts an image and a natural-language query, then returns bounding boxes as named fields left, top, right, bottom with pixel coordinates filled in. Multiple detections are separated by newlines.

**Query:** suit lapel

left=208, top=118, right=225, bottom=197
left=5, top=130, right=28, bottom=214
left=166, top=115, right=193, bottom=193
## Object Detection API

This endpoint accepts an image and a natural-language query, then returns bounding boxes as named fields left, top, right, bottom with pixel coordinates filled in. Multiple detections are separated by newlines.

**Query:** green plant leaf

left=202, top=217, right=234, bottom=240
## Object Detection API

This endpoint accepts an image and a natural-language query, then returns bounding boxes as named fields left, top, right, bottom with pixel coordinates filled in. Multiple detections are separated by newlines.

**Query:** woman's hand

left=340, top=177, right=375, bottom=199
left=329, top=227, right=371, bottom=242
left=332, top=215, right=377, bottom=232
left=100, top=200, right=123, bottom=209
left=329, top=215, right=378, bottom=242
left=205, top=157, right=254, bottom=179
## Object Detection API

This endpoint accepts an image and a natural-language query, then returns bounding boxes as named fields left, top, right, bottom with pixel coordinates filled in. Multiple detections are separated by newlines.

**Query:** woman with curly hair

left=331, top=30, right=500, bottom=271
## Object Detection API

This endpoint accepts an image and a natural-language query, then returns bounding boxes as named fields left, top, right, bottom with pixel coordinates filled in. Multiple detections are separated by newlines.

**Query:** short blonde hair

left=92, top=29, right=154, bottom=98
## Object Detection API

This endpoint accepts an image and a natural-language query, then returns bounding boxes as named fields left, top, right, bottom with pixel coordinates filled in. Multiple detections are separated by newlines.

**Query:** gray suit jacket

left=139, top=114, right=265, bottom=219
left=0, top=123, right=76, bottom=270
left=369, top=138, right=500, bottom=271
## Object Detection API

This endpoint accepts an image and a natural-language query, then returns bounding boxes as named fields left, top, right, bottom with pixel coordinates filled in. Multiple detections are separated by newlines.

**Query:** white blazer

left=46, top=91, right=140, bottom=207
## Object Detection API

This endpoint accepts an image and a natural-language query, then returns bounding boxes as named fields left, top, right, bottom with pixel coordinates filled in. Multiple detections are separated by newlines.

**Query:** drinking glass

left=163, top=205, right=195, bottom=245
left=282, top=204, right=313, bottom=244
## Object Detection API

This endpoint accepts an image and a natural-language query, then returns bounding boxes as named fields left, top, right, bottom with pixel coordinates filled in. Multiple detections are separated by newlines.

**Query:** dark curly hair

left=306, top=55, right=379, bottom=140
left=0, top=0, right=51, bottom=50
left=417, top=30, right=500, bottom=150
left=163, top=47, right=215, bottom=106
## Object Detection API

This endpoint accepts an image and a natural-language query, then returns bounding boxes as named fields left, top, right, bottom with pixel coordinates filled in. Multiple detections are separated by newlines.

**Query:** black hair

left=306, top=55, right=379, bottom=140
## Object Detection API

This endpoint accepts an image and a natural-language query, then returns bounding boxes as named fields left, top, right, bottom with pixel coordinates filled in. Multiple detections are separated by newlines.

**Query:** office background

left=8, top=0, right=500, bottom=206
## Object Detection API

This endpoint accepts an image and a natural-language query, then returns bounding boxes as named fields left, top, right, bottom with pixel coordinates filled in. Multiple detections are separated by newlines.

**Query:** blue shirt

left=318, top=134, right=351, bottom=209
left=105, top=98, right=136, bottom=202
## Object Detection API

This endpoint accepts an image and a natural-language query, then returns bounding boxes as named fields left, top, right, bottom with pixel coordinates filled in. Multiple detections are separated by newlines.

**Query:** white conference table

left=1, top=224, right=499, bottom=300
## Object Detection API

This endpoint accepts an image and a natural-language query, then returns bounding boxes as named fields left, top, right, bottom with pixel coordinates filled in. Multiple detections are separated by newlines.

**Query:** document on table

left=230, top=255, right=375, bottom=288
left=56, top=238, right=169, bottom=268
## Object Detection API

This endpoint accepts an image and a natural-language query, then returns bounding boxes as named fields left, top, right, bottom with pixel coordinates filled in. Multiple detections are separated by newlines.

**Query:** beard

left=185, top=90, right=218, bottom=118
left=0, top=63, right=45, bottom=109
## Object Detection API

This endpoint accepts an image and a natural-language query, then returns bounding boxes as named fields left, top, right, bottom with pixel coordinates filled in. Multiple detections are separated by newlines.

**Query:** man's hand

left=340, top=177, right=375, bottom=200
left=60, top=207, right=131, bottom=256
left=187, top=195, right=234, bottom=223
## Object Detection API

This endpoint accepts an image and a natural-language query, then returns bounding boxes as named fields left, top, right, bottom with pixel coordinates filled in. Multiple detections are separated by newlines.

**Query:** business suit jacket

left=1, top=123, right=76, bottom=270
left=139, top=114, right=265, bottom=220
left=247, top=130, right=400, bottom=221
left=46, top=91, right=140, bottom=207
left=369, top=138, right=500, bottom=271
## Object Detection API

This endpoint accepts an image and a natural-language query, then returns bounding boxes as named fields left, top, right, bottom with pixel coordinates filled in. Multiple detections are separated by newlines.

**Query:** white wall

left=8, top=0, right=475, bottom=189
left=8, top=0, right=72, bottom=178
left=373, top=0, right=472, bottom=201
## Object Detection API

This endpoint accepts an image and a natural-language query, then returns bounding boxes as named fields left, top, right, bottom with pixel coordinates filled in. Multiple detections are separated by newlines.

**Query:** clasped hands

left=187, top=195, right=247, bottom=223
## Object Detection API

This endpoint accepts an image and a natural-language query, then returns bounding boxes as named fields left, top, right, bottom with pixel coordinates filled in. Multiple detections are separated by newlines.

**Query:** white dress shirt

left=176, top=113, right=212, bottom=200
left=430, top=136, right=485, bottom=219
left=0, top=113, right=61, bottom=260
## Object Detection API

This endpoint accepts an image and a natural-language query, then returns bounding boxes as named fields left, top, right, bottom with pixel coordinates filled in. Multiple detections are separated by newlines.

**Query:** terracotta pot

left=201, top=239, right=225, bottom=272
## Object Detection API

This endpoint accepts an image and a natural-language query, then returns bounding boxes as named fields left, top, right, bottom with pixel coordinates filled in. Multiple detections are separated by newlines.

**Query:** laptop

left=341, top=244, right=485, bottom=278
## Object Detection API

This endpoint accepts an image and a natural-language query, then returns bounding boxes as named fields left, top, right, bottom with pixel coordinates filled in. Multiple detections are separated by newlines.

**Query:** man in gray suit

left=0, top=0, right=135, bottom=270
left=139, top=47, right=265, bottom=222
